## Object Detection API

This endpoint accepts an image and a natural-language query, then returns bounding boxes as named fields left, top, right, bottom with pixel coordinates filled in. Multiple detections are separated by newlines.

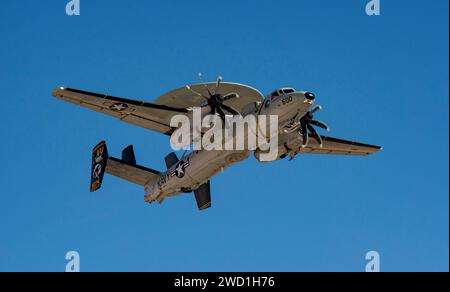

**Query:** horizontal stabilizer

left=106, top=158, right=160, bottom=186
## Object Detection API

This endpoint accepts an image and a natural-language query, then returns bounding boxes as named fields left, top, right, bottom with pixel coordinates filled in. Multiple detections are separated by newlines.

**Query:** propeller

left=185, top=73, right=241, bottom=122
left=299, top=104, right=330, bottom=148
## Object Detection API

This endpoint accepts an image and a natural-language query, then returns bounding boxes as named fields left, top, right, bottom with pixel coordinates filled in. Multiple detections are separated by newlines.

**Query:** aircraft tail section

left=164, top=152, right=179, bottom=169
left=194, top=181, right=212, bottom=210
left=90, top=141, right=160, bottom=192
left=90, top=141, right=109, bottom=192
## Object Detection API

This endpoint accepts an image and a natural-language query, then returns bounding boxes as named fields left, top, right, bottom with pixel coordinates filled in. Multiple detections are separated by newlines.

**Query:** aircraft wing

left=301, top=135, right=382, bottom=156
left=53, top=82, right=264, bottom=135
left=52, top=87, right=189, bottom=135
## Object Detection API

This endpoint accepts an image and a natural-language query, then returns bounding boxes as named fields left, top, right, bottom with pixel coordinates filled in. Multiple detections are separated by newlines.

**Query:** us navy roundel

left=170, top=159, right=190, bottom=178
left=109, top=102, right=128, bottom=111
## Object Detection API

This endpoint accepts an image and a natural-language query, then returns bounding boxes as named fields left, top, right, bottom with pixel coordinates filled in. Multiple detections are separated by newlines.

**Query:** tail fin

left=90, top=141, right=108, bottom=192
left=194, top=181, right=212, bottom=210
left=122, top=145, right=136, bottom=164
left=90, top=141, right=160, bottom=192
left=164, top=152, right=179, bottom=169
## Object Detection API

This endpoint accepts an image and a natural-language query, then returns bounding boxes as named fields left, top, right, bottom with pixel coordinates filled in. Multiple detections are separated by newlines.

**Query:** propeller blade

left=186, top=85, right=209, bottom=100
left=216, top=107, right=226, bottom=123
left=289, top=153, right=295, bottom=161
left=220, top=103, right=240, bottom=116
left=310, top=119, right=330, bottom=132
left=301, top=123, right=309, bottom=147
left=309, top=105, right=322, bottom=115
left=307, top=124, right=323, bottom=147
left=222, top=92, right=239, bottom=101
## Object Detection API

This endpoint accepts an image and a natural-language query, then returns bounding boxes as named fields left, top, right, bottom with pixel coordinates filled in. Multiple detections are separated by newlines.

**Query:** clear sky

left=0, top=0, right=448, bottom=272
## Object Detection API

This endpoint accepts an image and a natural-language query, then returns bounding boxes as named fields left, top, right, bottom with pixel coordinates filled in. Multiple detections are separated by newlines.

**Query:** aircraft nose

left=301, top=92, right=315, bottom=105
left=305, top=92, right=315, bottom=101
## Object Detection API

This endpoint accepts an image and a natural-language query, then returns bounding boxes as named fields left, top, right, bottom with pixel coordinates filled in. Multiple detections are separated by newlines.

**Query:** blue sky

left=0, top=0, right=448, bottom=271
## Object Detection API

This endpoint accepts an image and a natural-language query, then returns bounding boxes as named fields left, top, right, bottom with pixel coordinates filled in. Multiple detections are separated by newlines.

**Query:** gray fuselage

left=144, top=89, right=314, bottom=203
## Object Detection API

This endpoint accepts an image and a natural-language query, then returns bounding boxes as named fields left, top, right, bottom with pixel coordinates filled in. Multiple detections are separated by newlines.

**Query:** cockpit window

left=269, top=88, right=295, bottom=100
left=270, top=91, right=279, bottom=100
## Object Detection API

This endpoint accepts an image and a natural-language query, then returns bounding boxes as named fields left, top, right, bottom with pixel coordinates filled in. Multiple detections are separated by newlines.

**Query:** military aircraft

left=52, top=75, right=381, bottom=210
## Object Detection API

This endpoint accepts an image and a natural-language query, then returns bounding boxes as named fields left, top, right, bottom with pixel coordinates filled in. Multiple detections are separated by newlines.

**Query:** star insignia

left=175, top=163, right=185, bottom=177
left=109, top=103, right=128, bottom=111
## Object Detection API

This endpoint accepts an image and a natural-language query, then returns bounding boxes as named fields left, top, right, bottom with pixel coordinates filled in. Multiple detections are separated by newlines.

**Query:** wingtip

left=368, top=145, right=383, bottom=155
left=52, top=86, right=66, bottom=98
